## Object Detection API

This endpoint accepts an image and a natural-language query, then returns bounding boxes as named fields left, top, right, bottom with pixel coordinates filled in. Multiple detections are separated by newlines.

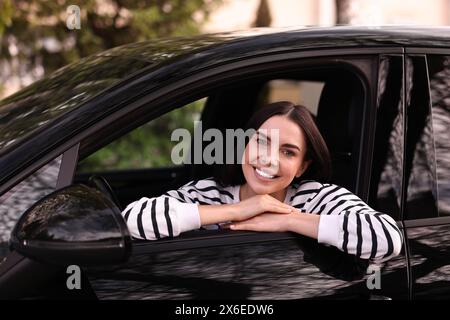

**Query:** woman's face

left=242, top=115, right=312, bottom=196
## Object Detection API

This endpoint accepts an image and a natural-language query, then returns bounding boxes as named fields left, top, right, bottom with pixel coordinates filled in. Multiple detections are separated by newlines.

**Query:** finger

left=266, top=194, right=291, bottom=205
left=220, top=222, right=233, bottom=229
left=269, top=203, right=294, bottom=213
left=259, top=196, right=290, bottom=212
left=230, top=223, right=241, bottom=230
left=230, top=223, right=254, bottom=230
left=268, top=198, right=296, bottom=210
left=263, top=212, right=290, bottom=217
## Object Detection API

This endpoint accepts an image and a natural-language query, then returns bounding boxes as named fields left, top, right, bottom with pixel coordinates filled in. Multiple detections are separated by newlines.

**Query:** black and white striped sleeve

left=303, top=184, right=403, bottom=261
left=121, top=178, right=234, bottom=240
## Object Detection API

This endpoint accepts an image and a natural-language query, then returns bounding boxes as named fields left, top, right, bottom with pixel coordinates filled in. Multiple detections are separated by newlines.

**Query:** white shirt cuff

left=317, top=214, right=341, bottom=247
left=176, top=203, right=201, bottom=234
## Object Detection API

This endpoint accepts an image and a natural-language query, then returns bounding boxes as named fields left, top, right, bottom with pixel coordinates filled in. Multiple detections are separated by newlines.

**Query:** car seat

left=316, top=73, right=364, bottom=192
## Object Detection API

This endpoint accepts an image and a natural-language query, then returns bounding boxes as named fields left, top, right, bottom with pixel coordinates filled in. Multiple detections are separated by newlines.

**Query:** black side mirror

left=10, top=184, right=132, bottom=267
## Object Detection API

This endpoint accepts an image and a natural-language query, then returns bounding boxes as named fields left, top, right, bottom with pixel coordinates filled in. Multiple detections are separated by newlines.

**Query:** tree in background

left=252, top=0, right=271, bottom=28
left=0, top=0, right=222, bottom=98
left=0, top=0, right=221, bottom=171
left=335, top=0, right=352, bottom=25
left=335, top=0, right=381, bottom=26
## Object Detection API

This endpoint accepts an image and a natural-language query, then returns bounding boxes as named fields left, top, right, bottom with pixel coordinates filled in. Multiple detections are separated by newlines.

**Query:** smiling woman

left=122, top=101, right=403, bottom=262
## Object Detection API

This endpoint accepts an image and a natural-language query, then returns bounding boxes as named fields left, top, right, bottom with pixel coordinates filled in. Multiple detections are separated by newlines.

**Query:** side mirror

left=10, top=184, right=132, bottom=267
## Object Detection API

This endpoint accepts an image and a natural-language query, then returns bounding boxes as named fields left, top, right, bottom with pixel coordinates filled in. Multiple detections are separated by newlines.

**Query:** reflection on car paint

left=87, top=238, right=408, bottom=300
left=428, top=56, right=450, bottom=215
left=407, top=224, right=450, bottom=299
left=0, top=155, right=61, bottom=258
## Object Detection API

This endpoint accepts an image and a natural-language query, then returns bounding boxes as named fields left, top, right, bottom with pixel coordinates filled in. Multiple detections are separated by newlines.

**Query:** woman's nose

left=258, top=154, right=279, bottom=172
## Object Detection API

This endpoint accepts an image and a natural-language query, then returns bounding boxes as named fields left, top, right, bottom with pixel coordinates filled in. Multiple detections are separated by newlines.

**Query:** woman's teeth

left=255, top=168, right=276, bottom=179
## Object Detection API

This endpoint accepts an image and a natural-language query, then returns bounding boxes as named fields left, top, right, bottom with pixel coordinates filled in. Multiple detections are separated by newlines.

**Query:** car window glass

left=260, top=79, right=325, bottom=116
left=77, top=67, right=366, bottom=195
left=0, top=155, right=62, bottom=258
left=427, top=55, right=450, bottom=216
left=369, top=56, right=404, bottom=221
left=404, top=55, right=438, bottom=220
left=77, top=99, right=206, bottom=172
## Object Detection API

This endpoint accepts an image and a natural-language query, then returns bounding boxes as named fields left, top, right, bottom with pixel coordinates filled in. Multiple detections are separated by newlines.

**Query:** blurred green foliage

left=77, top=99, right=205, bottom=172
left=0, top=0, right=222, bottom=74
left=0, top=0, right=221, bottom=172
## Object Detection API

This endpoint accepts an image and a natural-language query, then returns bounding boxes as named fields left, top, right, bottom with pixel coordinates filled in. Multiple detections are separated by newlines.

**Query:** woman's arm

left=304, top=185, right=403, bottom=261
left=122, top=179, right=227, bottom=240
left=198, top=204, right=236, bottom=225
left=231, top=184, right=403, bottom=262
left=199, top=194, right=295, bottom=225
left=122, top=196, right=201, bottom=240
left=122, top=178, right=296, bottom=240
left=230, top=211, right=320, bottom=238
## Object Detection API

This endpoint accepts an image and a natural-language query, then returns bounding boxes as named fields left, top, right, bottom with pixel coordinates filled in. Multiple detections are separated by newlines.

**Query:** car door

left=402, top=50, right=450, bottom=299
left=77, top=49, right=409, bottom=300
left=0, top=155, right=63, bottom=260
left=367, top=54, right=409, bottom=299
left=0, top=147, right=99, bottom=299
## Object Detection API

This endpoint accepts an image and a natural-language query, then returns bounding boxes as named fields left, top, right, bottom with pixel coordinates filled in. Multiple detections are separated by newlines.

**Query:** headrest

left=316, top=75, right=363, bottom=154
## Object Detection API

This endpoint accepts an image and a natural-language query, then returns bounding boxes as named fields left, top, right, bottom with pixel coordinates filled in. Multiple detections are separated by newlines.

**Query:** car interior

left=74, top=67, right=365, bottom=222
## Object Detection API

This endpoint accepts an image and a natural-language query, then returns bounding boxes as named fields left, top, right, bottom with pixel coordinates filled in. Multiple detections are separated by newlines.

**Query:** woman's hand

left=230, top=194, right=296, bottom=222
left=228, top=212, right=292, bottom=232
left=198, top=194, right=295, bottom=227
left=229, top=211, right=320, bottom=239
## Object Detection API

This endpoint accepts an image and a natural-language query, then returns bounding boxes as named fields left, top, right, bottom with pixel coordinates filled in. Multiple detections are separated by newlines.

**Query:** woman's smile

left=253, top=167, right=279, bottom=180
left=242, top=115, right=310, bottom=196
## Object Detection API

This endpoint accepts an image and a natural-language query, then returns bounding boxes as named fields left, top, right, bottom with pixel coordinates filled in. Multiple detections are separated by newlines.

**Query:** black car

left=0, top=26, right=449, bottom=300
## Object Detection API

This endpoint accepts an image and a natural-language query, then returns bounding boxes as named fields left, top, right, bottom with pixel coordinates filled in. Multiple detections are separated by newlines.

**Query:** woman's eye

left=257, top=137, right=268, bottom=145
left=282, top=150, right=295, bottom=157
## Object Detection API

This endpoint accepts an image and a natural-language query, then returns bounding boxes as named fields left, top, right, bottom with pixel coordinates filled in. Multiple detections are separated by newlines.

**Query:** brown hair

left=215, top=101, right=332, bottom=186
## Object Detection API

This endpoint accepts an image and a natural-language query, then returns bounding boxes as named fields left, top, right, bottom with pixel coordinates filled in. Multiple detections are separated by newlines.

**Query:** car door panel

left=86, top=238, right=407, bottom=299
left=404, top=52, right=450, bottom=299
left=74, top=166, right=192, bottom=209
left=406, top=222, right=450, bottom=299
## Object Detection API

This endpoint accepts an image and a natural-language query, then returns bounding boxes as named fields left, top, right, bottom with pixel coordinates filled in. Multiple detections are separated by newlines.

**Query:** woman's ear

left=296, top=159, right=312, bottom=178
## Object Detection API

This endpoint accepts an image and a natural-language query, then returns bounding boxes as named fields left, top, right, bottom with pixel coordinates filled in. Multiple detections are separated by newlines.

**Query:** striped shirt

left=122, top=178, right=403, bottom=261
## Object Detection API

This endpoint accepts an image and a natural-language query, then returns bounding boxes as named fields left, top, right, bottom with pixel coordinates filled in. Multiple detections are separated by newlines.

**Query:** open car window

left=77, top=99, right=206, bottom=172
left=73, top=57, right=373, bottom=247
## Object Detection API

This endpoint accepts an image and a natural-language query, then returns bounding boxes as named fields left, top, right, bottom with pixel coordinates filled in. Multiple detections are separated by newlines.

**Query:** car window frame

left=72, top=48, right=398, bottom=160
left=0, top=145, right=78, bottom=259
left=72, top=48, right=404, bottom=253
left=0, top=47, right=401, bottom=197
left=403, top=47, right=450, bottom=228
left=2, top=47, right=405, bottom=254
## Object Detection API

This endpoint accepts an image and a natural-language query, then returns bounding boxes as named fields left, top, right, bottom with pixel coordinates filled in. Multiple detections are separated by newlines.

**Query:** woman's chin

left=247, top=181, right=279, bottom=195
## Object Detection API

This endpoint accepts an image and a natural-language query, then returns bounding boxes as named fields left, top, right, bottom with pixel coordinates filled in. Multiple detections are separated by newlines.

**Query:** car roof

left=0, top=26, right=449, bottom=185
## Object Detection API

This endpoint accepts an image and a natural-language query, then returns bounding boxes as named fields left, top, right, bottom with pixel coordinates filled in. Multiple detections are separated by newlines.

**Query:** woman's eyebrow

left=281, top=143, right=301, bottom=151
left=258, top=131, right=302, bottom=151
left=257, top=131, right=271, bottom=141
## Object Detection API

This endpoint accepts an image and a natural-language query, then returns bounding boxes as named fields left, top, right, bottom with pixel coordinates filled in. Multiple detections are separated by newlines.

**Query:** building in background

left=201, top=0, right=450, bottom=107
left=1, top=0, right=449, bottom=99
left=203, top=0, right=450, bottom=32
